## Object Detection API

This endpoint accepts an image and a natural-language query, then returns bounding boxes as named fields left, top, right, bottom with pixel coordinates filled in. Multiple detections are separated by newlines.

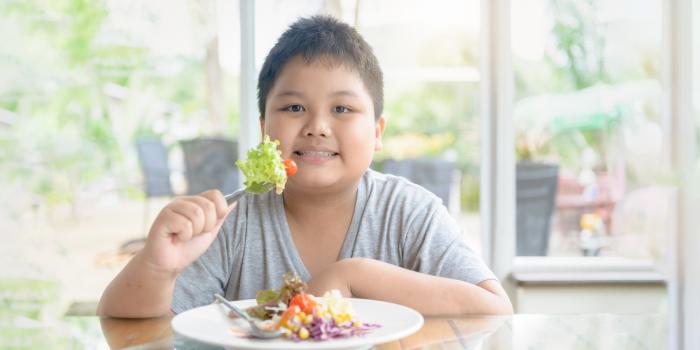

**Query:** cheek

left=345, top=125, right=377, bottom=158
left=276, top=137, right=295, bottom=159
left=262, top=125, right=292, bottom=157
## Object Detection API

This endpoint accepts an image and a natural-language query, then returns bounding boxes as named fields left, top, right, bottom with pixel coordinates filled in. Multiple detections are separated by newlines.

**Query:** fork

left=214, top=294, right=283, bottom=339
left=224, top=188, right=247, bottom=205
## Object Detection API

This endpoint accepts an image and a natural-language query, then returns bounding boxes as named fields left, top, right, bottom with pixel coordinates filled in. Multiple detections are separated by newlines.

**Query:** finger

left=183, top=195, right=218, bottom=234
left=199, top=189, right=228, bottom=219
left=187, top=231, right=218, bottom=255
left=170, top=198, right=206, bottom=235
left=211, top=201, right=237, bottom=235
left=162, top=207, right=194, bottom=242
left=226, top=200, right=237, bottom=215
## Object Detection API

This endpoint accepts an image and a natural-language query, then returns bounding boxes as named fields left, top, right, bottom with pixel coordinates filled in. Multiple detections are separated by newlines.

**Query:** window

left=0, top=0, right=242, bottom=197
left=695, top=0, right=700, bottom=160
left=511, top=0, right=668, bottom=260
left=0, top=0, right=240, bottom=319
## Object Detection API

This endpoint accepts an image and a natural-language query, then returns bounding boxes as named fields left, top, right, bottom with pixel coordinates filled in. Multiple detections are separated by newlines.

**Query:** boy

left=98, top=15, right=512, bottom=318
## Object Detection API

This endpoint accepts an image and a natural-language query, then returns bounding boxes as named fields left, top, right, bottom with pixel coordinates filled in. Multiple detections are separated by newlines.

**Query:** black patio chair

left=180, top=137, right=239, bottom=196
left=119, top=138, right=174, bottom=254
left=136, top=138, right=174, bottom=198
left=379, top=158, right=460, bottom=214
left=516, top=162, right=559, bottom=256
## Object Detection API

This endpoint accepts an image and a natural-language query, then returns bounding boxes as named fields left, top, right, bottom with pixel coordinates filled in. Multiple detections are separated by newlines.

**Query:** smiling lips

left=293, top=150, right=339, bottom=163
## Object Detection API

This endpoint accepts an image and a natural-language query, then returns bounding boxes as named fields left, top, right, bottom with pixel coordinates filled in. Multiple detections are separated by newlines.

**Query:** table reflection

left=94, top=313, right=665, bottom=349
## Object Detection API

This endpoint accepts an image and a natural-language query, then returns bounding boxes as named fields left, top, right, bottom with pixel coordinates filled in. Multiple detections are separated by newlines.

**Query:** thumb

left=211, top=201, right=237, bottom=234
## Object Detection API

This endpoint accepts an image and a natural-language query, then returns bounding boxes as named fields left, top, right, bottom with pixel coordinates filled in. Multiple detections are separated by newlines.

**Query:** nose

left=302, top=111, right=331, bottom=137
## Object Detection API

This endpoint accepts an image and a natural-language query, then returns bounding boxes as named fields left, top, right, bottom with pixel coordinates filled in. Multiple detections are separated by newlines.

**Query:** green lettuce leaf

left=246, top=272, right=308, bottom=320
left=235, top=135, right=287, bottom=194
left=255, top=289, right=281, bottom=305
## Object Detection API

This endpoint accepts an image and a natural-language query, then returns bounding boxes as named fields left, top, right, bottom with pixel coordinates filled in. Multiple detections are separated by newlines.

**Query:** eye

left=284, top=104, right=305, bottom=112
left=333, top=106, right=350, bottom=113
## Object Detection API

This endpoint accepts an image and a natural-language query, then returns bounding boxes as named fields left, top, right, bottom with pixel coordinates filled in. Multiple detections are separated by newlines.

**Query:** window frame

left=478, top=0, right=697, bottom=348
left=237, top=0, right=260, bottom=184
left=662, top=0, right=697, bottom=349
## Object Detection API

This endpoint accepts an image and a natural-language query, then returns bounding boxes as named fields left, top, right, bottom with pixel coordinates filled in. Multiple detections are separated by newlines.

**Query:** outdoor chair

left=516, top=162, right=559, bottom=256
left=117, top=138, right=174, bottom=255
left=380, top=158, right=460, bottom=215
left=180, top=137, right=239, bottom=196
left=136, top=138, right=174, bottom=198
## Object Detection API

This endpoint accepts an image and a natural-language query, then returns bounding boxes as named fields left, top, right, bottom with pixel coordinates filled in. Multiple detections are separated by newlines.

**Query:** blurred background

left=0, top=0, right=698, bottom=347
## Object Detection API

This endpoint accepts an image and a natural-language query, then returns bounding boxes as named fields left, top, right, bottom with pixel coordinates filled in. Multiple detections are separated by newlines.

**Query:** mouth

left=292, top=150, right=339, bottom=163
left=293, top=150, right=339, bottom=157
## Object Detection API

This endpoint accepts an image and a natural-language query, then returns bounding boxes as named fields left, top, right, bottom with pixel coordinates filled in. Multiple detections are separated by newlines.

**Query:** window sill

left=512, top=257, right=667, bottom=285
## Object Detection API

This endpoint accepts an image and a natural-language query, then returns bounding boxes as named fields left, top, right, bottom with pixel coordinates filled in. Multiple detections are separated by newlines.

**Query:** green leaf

left=236, top=135, right=287, bottom=194
left=255, top=289, right=280, bottom=305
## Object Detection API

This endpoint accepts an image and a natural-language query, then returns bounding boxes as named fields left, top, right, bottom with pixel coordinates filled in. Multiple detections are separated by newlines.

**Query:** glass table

left=4, top=313, right=666, bottom=349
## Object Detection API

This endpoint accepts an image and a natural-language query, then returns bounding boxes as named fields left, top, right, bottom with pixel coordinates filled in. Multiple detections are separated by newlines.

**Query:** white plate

left=172, top=298, right=424, bottom=350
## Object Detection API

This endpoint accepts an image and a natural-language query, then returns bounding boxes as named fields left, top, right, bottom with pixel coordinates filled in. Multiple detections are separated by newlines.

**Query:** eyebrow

left=273, top=90, right=304, bottom=98
left=329, top=90, right=358, bottom=98
left=272, top=90, right=359, bottom=99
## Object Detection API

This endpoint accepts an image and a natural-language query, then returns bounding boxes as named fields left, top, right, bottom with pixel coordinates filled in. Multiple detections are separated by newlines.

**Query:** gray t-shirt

left=172, top=169, right=495, bottom=313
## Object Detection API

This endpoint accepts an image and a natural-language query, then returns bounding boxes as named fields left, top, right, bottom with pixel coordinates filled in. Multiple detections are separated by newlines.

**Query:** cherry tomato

left=289, top=293, right=317, bottom=314
left=284, top=159, right=298, bottom=176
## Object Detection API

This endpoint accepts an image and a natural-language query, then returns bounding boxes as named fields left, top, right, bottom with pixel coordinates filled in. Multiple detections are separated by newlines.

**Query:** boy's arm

left=308, top=258, right=513, bottom=316
left=97, top=253, right=178, bottom=318
left=97, top=190, right=233, bottom=318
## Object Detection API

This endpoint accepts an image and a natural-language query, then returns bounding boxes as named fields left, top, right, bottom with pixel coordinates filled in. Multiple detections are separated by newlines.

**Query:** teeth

left=296, top=151, right=336, bottom=157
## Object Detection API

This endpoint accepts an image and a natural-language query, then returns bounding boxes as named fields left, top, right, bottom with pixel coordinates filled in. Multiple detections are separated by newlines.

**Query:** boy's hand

left=307, top=259, right=359, bottom=297
left=140, top=190, right=235, bottom=276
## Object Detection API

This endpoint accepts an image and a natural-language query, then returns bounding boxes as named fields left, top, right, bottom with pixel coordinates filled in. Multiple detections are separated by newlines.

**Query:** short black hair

left=257, top=15, right=384, bottom=120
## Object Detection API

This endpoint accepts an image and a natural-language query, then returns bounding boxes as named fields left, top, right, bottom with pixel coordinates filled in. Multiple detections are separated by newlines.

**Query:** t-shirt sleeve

left=401, top=199, right=496, bottom=285
left=171, top=217, right=236, bottom=314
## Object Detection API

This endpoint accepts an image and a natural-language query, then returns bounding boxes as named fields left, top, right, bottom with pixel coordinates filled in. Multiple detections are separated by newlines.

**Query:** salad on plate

left=231, top=273, right=380, bottom=341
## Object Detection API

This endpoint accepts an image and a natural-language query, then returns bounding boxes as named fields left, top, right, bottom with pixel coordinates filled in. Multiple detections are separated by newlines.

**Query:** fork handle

left=214, top=294, right=252, bottom=321
left=224, top=188, right=247, bottom=205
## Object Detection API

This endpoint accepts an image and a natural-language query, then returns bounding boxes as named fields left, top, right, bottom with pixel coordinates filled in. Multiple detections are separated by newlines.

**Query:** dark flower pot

left=516, top=162, right=560, bottom=256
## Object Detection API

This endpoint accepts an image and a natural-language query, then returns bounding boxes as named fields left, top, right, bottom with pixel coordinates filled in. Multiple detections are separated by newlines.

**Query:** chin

left=288, top=173, right=339, bottom=191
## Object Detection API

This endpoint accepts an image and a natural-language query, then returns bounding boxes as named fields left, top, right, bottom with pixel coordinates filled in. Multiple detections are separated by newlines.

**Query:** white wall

left=517, top=284, right=667, bottom=314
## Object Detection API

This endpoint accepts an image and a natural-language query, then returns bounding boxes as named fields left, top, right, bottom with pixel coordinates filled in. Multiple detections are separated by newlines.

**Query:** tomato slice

left=284, top=159, right=298, bottom=176
left=279, top=305, right=300, bottom=327
left=289, top=293, right=316, bottom=314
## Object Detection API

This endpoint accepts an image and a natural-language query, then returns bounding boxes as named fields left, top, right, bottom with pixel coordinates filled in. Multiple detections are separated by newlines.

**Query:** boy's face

left=261, top=55, right=385, bottom=193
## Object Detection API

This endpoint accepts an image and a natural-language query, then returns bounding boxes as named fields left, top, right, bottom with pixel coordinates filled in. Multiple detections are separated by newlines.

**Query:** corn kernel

left=304, top=314, right=314, bottom=324
left=334, top=313, right=351, bottom=324
left=299, top=327, right=309, bottom=340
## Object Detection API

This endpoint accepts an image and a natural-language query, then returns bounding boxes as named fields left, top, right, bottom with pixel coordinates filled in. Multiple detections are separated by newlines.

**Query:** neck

left=282, top=181, right=359, bottom=220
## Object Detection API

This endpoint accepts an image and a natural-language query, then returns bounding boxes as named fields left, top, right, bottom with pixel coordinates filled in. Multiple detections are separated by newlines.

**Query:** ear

left=374, top=116, right=386, bottom=152
left=259, top=118, right=265, bottom=138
